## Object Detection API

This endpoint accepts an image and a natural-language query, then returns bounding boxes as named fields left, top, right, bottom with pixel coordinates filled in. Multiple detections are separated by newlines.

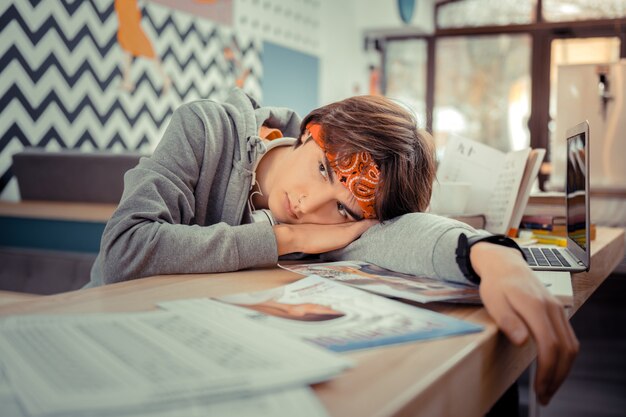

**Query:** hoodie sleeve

left=320, top=212, right=489, bottom=284
left=90, top=102, right=278, bottom=286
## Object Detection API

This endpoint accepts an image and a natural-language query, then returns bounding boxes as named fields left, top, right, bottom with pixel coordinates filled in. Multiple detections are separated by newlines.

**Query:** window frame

left=379, top=0, right=626, bottom=186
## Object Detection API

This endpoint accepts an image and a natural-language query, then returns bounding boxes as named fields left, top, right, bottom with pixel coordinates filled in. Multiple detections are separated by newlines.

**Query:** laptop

left=522, top=121, right=591, bottom=272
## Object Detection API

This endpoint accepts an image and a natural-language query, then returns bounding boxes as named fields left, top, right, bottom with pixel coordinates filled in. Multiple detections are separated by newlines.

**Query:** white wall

left=355, top=0, right=434, bottom=34
left=319, top=1, right=363, bottom=104
left=319, top=0, right=434, bottom=105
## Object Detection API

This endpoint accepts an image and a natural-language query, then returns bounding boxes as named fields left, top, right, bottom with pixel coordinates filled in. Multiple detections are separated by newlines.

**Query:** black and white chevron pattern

left=0, top=0, right=262, bottom=199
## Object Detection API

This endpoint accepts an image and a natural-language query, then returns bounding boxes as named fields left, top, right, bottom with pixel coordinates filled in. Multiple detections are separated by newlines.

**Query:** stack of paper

left=0, top=363, right=326, bottom=417
left=0, top=309, right=348, bottom=417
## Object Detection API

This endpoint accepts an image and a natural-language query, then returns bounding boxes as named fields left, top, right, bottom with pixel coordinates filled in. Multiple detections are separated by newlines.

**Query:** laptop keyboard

left=522, top=247, right=571, bottom=268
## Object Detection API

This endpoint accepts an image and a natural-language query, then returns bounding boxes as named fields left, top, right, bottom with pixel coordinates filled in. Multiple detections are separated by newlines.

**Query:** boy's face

left=267, top=138, right=364, bottom=225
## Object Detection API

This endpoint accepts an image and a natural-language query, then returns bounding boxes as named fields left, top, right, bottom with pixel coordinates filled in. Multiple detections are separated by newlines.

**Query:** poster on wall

left=148, top=0, right=233, bottom=27
left=0, top=0, right=259, bottom=200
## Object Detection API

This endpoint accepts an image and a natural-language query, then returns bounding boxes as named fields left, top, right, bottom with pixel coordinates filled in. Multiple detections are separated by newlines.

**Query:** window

left=549, top=37, right=621, bottom=128
left=543, top=0, right=626, bottom=22
left=437, top=0, right=536, bottom=29
left=434, top=35, right=531, bottom=152
left=384, top=40, right=428, bottom=128
left=379, top=0, right=624, bottom=187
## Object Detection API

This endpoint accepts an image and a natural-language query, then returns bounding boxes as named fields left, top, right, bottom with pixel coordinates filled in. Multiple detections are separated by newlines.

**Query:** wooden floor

left=519, top=272, right=626, bottom=417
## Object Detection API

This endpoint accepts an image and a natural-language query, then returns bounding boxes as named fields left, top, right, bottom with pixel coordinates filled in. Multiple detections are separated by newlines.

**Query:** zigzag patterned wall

left=0, top=0, right=262, bottom=200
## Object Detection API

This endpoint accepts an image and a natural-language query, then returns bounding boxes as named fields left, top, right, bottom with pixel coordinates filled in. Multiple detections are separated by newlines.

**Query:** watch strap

left=455, top=233, right=526, bottom=285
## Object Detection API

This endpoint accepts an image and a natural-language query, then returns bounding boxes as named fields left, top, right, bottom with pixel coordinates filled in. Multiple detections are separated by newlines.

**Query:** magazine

left=160, top=276, right=484, bottom=353
left=435, top=135, right=545, bottom=235
left=279, top=261, right=480, bottom=304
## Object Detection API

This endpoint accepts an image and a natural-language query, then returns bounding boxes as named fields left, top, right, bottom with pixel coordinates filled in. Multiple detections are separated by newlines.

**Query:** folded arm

left=93, top=103, right=277, bottom=285
left=320, top=212, right=481, bottom=283
left=322, top=212, right=578, bottom=405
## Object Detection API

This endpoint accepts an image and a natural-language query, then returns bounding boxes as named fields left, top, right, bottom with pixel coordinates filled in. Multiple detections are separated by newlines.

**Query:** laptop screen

left=566, top=131, right=587, bottom=251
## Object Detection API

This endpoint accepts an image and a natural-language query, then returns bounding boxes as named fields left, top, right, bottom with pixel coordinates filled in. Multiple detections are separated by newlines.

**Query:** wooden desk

left=0, top=290, right=41, bottom=307
left=0, top=227, right=623, bottom=417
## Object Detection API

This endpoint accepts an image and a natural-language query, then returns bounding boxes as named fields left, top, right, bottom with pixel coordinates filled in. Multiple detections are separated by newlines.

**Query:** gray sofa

left=13, top=147, right=144, bottom=203
left=1, top=148, right=145, bottom=294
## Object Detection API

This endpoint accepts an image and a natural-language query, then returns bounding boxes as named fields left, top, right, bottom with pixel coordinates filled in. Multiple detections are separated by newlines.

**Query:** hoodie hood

left=222, top=88, right=302, bottom=172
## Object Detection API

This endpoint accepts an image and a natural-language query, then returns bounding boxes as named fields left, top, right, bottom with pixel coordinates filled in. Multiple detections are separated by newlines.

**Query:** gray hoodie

left=89, top=89, right=480, bottom=287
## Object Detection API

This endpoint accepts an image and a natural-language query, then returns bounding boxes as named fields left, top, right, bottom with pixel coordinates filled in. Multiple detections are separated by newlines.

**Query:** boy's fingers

left=481, top=284, right=536, bottom=347
left=503, top=288, right=557, bottom=400
left=544, top=303, right=579, bottom=399
left=474, top=249, right=579, bottom=406
left=483, top=294, right=529, bottom=345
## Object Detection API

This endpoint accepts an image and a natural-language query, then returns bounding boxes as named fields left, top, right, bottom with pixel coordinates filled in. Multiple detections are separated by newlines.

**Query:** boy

left=88, top=88, right=578, bottom=405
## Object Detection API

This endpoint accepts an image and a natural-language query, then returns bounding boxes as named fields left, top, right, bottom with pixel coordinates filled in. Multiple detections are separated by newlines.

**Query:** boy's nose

left=295, top=194, right=308, bottom=213
left=295, top=194, right=326, bottom=216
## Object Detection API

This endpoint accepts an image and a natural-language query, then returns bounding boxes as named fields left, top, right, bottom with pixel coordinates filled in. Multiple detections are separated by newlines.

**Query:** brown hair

left=299, top=95, right=436, bottom=221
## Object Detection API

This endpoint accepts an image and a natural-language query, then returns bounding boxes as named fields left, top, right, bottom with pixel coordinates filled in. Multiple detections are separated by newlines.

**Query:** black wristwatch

left=455, top=233, right=526, bottom=285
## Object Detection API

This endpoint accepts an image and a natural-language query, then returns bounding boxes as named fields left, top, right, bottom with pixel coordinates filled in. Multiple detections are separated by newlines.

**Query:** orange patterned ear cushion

left=306, top=123, right=379, bottom=219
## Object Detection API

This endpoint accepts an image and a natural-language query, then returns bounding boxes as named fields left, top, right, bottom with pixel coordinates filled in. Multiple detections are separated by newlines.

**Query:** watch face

left=397, top=0, right=416, bottom=24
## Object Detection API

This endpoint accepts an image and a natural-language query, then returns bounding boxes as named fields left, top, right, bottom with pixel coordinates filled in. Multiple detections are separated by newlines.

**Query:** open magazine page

left=507, top=149, right=546, bottom=235
left=0, top=310, right=349, bottom=417
left=436, top=136, right=537, bottom=234
left=484, top=148, right=531, bottom=234
left=436, top=135, right=505, bottom=215
left=160, top=276, right=484, bottom=353
left=279, top=261, right=480, bottom=304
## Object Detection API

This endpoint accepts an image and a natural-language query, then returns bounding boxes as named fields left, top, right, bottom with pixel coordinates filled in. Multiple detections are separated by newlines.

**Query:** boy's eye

left=318, top=162, right=328, bottom=178
left=337, top=202, right=348, bottom=218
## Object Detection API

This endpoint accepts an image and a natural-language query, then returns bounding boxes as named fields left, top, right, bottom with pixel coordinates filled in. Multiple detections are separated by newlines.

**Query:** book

left=520, top=212, right=596, bottom=241
left=449, top=214, right=486, bottom=229
left=527, top=192, right=566, bottom=206
left=520, top=214, right=566, bottom=228
left=530, top=233, right=568, bottom=247
left=160, top=276, right=484, bottom=352
left=521, top=224, right=596, bottom=241
left=434, top=136, right=545, bottom=236
left=520, top=214, right=566, bottom=232
left=524, top=192, right=566, bottom=217
left=279, top=261, right=480, bottom=304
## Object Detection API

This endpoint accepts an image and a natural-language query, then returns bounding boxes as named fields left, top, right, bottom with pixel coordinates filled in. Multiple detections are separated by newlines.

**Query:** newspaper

left=0, top=310, right=350, bottom=417
left=160, top=276, right=483, bottom=353
left=0, top=362, right=327, bottom=417
left=280, top=261, right=480, bottom=304
left=0, top=365, right=24, bottom=417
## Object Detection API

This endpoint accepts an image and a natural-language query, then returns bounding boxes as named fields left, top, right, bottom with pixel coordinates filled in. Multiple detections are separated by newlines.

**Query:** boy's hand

left=273, top=220, right=378, bottom=255
left=470, top=242, right=579, bottom=405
